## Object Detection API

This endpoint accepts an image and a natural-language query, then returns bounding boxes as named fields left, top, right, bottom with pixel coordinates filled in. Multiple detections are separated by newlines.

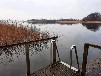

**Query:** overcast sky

left=0, top=0, right=101, bottom=20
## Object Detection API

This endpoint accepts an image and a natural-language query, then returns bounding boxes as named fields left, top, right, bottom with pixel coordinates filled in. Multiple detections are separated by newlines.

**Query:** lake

left=0, top=23, right=101, bottom=76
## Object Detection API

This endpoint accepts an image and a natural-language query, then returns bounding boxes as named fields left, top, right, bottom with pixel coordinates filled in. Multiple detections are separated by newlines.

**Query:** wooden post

left=25, top=44, right=30, bottom=76
left=51, top=39, right=57, bottom=65
left=81, top=43, right=101, bottom=76
left=81, top=43, right=89, bottom=76
left=70, top=49, right=72, bottom=69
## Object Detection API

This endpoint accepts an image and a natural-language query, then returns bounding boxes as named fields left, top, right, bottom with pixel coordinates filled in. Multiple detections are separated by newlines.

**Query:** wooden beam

left=88, top=43, right=101, bottom=50
left=0, top=36, right=58, bottom=48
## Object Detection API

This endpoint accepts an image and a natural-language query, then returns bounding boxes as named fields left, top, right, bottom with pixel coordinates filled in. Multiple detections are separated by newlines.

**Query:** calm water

left=0, top=23, right=101, bottom=76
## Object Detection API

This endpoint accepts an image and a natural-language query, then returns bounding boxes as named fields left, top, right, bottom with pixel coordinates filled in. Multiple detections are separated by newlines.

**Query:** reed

left=0, top=21, right=49, bottom=46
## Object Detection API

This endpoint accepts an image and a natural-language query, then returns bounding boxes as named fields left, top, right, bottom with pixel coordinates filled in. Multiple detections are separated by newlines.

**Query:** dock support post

left=25, top=44, right=30, bottom=76
left=81, top=43, right=89, bottom=76
left=51, top=39, right=57, bottom=65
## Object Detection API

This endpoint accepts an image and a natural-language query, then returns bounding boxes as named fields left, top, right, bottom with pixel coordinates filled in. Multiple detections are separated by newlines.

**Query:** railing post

left=81, top=43, right=89, bottom=76
left=51, top=39, right=57, bottom=65
left=25, top=44, right=30, bottom=76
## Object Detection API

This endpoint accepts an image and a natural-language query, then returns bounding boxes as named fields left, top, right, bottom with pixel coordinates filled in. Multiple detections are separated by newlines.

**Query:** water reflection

left=0, top=22, right=101, bottom=76
left=28, top=21, right=76, bottom=25
left=0, top=39, right=52, bottom=76
left=29, top=21, right=101, bottom=32
left=82, top=23, right=101, bottom=32
left=0, top=40, right=50, bottom=65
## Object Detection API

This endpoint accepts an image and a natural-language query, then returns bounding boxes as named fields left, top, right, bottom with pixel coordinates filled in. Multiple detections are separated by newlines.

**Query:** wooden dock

left=28, top=43, right=101, bottom=76
left=0, top=36, right=101, bottom=76
left=30, top=61, right=79, bottom=76
left=25, top=39, right=81, bottom=76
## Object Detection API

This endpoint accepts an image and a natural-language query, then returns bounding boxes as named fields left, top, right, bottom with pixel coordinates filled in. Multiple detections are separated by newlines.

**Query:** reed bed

left=0, top=20, right=49, bottom=46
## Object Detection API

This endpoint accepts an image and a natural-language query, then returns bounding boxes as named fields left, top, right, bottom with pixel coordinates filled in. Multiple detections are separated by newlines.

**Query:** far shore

left=56, top=21, right=101, bottom=24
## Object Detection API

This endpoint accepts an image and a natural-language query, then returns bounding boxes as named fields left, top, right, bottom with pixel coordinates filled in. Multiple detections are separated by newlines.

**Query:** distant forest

left=82, top=12, right=101, bottom=21
left=27, top=12, right=101, bottom=24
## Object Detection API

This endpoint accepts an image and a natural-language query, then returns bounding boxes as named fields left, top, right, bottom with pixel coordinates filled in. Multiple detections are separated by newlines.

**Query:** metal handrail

left=70, top=45, right=80, bottom=72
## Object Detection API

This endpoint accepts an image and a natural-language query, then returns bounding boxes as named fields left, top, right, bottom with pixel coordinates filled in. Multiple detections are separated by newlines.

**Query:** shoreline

left=56, top=21, right=101, bottom=24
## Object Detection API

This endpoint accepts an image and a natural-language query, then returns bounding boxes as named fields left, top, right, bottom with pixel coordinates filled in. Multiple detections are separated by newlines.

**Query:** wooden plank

left=60, top=61, right=78, bottom=71
left=86, top=57, right=101, bottom=76
left=31, top=61, right=78, bottom=76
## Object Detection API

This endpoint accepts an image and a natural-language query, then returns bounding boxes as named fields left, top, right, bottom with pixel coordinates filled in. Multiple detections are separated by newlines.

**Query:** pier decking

left=86, top=57, right=101, bottom=76
left=31, top=61, right=79, bottom=76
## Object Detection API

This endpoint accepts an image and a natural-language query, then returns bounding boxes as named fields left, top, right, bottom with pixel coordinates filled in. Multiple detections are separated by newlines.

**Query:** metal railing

left=70, top=45, right=80, bottom=74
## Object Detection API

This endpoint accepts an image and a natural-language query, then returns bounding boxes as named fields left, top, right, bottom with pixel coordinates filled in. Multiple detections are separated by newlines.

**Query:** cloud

left=0, top=0, right=100, bottom=20
left=0, top=9, right=30, bottom=20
